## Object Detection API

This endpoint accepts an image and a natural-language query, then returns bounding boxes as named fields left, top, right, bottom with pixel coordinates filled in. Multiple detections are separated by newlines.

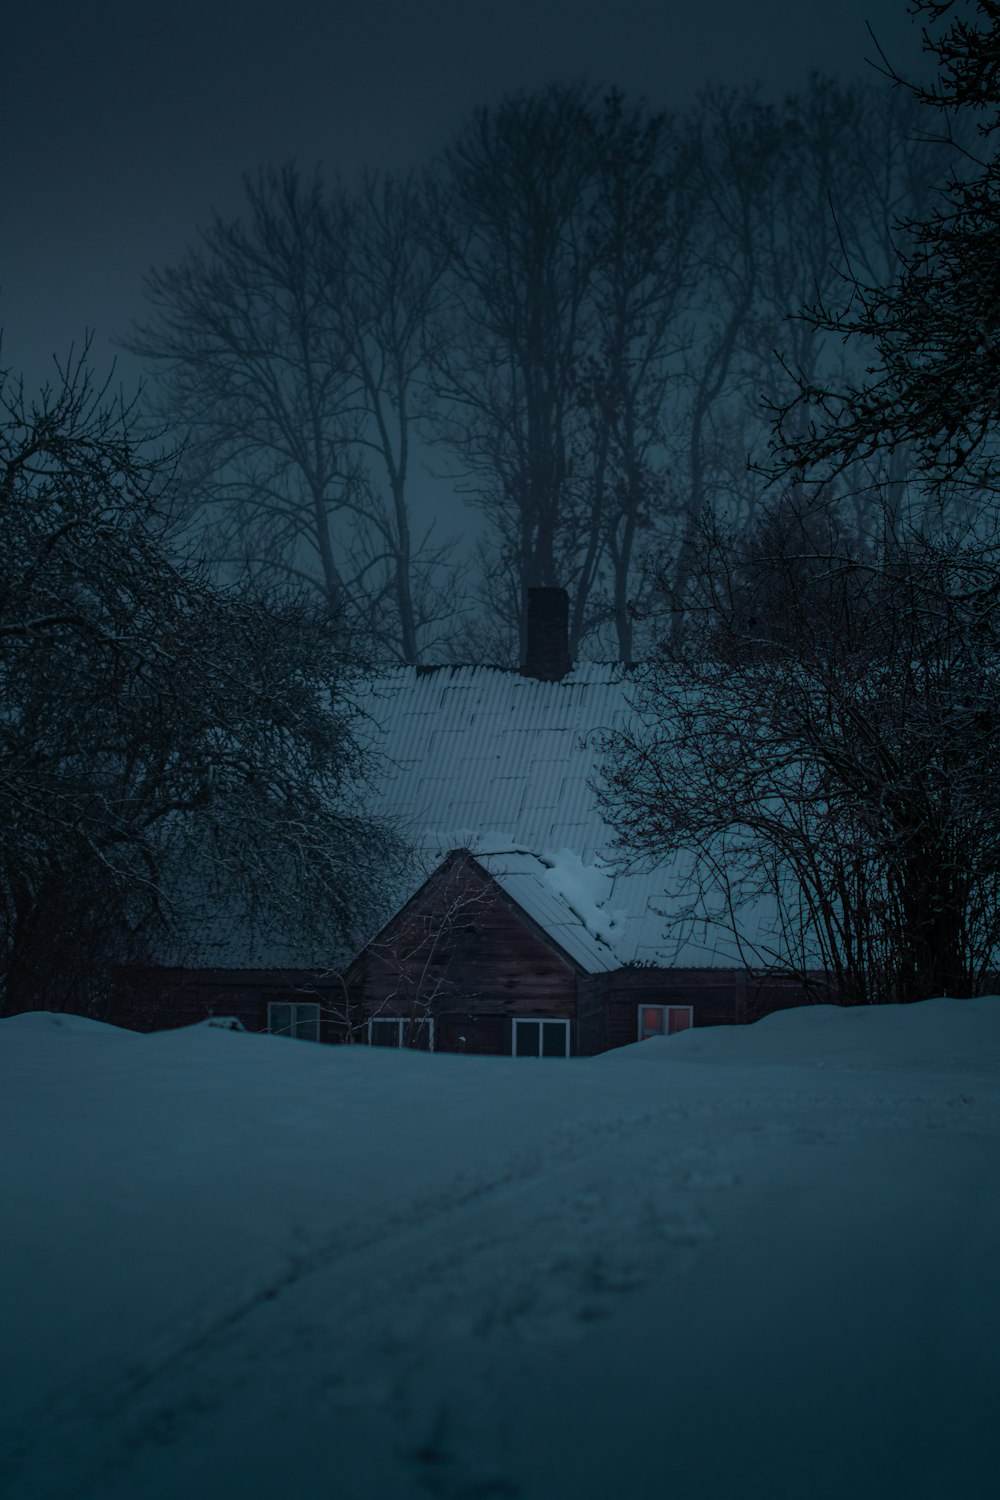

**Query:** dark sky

left=3, top=0, right=923, bottom=392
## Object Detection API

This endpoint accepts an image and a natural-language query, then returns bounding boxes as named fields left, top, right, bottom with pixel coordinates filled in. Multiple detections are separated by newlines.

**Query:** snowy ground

left=2, top=1001, right=999, bottom=1500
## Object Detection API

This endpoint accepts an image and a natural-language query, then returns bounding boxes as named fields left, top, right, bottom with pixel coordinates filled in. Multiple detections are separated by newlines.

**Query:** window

left=368, top=1017, right=435, bottom=1051
left=638, top=1004, right=693, bottom=1041
left=512, top=1018, right=570, bottom=1058
left=267, top=1001, right=320, bottom=1042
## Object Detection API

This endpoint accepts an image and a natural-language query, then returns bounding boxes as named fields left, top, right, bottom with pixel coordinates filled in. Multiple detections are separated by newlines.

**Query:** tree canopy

left=597, top=499, right=1000, bottom=1003
left=0, top=344, right=404, bottom=1013
left=772, top=1, right=1000, bottom=510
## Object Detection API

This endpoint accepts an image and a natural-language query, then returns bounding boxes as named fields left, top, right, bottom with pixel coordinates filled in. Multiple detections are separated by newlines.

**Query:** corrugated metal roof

left=358, top=665, right=783, bottom=972
left=479, top=850, right=619, bottom=973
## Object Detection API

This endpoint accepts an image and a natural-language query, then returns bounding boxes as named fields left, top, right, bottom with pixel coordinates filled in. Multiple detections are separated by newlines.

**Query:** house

left=338, top=846, right=769, bottom=1059
left=110, top=588, right=808, bottom=1051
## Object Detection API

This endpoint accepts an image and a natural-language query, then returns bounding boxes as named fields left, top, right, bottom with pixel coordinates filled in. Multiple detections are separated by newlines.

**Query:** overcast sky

left=3, top=0, right=924, bottom=392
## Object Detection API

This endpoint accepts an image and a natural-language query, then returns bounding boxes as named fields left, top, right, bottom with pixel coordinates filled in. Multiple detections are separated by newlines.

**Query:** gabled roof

left=359, top=663, right=625, bottom=859
left=347, top=846, right=620, bottom=976
left=358, top=664, right=782, bottom=970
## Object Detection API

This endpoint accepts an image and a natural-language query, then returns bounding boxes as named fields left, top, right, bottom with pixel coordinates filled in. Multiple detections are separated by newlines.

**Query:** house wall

left=578, top=968, right=747, bottom=1054
left=580, top=967, right=819, bottom=1053
left=109, top=967, right=345, bottom=1039
left=351, top=857, right=581, bottom=1055
left=108, top=871, right=819, bottom=1055
left=744, top=975, right=819, bottom=1022
left=576, top=973, right=610, bottom=1056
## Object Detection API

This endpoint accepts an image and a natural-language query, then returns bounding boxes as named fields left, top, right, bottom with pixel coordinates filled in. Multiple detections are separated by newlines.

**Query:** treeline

left=128, top=74, right=956, bottom=664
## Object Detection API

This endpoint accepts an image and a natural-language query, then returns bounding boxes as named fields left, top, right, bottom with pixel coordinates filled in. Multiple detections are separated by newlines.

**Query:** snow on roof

left=359, top=664, right=781, bottom=971
left=477, top=849, right=619, bottom=973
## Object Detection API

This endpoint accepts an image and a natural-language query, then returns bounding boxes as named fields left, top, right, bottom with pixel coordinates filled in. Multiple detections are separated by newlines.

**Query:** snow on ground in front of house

left=1, top=1001, right=999, bottom=1500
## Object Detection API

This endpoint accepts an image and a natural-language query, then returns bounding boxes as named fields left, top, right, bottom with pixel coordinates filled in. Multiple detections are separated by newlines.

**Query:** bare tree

left=129, top=165, right=453, bottom=661
left=599, top=21, right=1000, bottom=1005
left=127, top=71, right=972, bottom=669
left=668, top=86, right=784, bottom=610
left=598, top=497, right=1000, bottom=1004
left=327, top=172, right=459, bottom=661
left=429, top=85, right=704, bottom=661
left=0, top=343, right=404, bottom=1013
left=756, top=75, right=965, bottom=529
left=770, top=1, right=1000, bottom=517
left=663, top=73, right=966, bottom=620
left=572, top=93, right=698, bottom=659
left=428, top=83, right=598, bottom=659
left=129, top=166, right=361, bottom=617
left=429, top=78, right=946, bottom=663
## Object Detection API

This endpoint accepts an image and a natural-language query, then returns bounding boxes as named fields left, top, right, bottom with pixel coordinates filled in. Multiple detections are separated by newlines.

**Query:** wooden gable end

left=349, top=851, right=580, bottom=1046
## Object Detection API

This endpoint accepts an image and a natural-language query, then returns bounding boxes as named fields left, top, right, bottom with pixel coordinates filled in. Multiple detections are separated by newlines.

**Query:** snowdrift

left=1, top=999, right=998, bottom=1499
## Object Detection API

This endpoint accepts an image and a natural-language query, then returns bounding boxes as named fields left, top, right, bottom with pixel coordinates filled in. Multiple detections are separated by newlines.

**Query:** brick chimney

left=521, top=587, right=571, bottom=682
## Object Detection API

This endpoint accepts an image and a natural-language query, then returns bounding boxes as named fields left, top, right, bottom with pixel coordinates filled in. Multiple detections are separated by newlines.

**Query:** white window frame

left=511, top=1017, right=571, bottom=1058
left=637, top=1003, right=694, bottom=1042
left=267, top=1000, right=321, bottom=1041
left=367, top=1016, right=436, bottom=1051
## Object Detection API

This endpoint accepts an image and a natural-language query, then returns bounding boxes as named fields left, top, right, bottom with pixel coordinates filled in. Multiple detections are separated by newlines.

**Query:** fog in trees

left=128, top=167, right=458, bottom=664
left=598, top=0, right=1000, bottom=1006
left=126, top=69, right=960, bottom=664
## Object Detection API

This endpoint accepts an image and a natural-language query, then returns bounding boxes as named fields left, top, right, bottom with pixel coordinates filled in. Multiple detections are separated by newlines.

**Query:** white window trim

left=511, top=1017, right=571, bottom=1058
left=267, top=1000, right=321, bottom=1040
left=368, top=1016, right=436, bottom=1051
left=637, top=1003, right=694, bottom=1041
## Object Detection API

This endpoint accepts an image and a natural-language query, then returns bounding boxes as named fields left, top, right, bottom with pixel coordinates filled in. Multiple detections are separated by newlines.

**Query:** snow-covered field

left=2, top=1001, right=999, bottom=1500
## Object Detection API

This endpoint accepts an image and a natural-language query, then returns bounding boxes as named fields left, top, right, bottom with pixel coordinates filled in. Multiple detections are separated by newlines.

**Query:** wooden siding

left=348, top=852, right=580, bottom=1054
left=588, top=968, right=743, bottom=1053
left=589, top=966, right=817, bottom=1052
left=109, top=967, right=345, bottom=1040
left=576, top=973, right=609, bottom=1056
left=435, top=1014, right=510, bottom=1056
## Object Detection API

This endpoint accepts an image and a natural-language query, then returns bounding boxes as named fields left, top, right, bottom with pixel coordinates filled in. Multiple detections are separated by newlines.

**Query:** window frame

left=367, top=1016, right=436, bottom=1051
left=637, top=1003, right=694, bottom=1042
left=267, top=1000, right=321, bottom=1042
left=511, top=1017, right=571, bottom=1058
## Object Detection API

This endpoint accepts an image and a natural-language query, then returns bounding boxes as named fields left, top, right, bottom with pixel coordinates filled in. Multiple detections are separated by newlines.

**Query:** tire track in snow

left=9, top=1081, right=989, bottom=1499
left=4, top=1095, right=710, bottom=1498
